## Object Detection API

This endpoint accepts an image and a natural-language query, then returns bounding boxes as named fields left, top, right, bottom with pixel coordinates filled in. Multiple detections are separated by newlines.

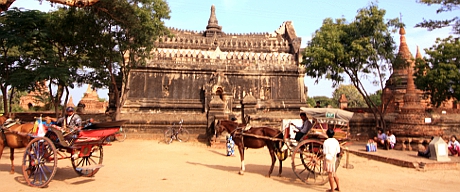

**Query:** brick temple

left=115, top=5, right=307, bottom=139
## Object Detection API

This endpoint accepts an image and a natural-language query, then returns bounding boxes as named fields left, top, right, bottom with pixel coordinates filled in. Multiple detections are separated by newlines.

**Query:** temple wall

left=122, top=62, right=305, bottom=113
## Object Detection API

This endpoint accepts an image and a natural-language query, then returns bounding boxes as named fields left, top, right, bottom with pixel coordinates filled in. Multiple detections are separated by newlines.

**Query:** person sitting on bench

left=46, top=107, right=82, bottom=147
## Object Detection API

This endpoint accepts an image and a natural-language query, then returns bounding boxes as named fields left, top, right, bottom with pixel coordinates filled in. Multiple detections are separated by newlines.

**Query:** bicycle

left=164, top=119, right=189, bottom=144
left=106, top=126, right=126, bottom=142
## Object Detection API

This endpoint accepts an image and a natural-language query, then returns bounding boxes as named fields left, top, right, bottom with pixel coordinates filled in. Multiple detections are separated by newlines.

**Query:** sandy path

left=1, top=139, right=459, bottom=192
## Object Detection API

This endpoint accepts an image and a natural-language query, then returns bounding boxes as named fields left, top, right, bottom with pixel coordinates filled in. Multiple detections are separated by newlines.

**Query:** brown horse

left=0, top=115, right=35, bottom=174
left=215, top=119, right=285, bottom=177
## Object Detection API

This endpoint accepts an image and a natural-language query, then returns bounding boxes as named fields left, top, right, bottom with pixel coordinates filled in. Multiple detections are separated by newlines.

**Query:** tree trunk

left=1, top=84, right=8, bottom=115
left=8, top=86, right=14, bottom=113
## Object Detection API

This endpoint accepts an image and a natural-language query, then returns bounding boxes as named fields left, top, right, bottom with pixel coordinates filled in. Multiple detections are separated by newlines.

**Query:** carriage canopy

left=300, top=107, right=354, bottom=125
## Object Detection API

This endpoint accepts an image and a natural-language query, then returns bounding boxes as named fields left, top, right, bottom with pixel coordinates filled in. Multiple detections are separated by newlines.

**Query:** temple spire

left=208, top=5, right=218, bottom=26
left=416, top=46, right=422, bottom=59
left=398, top=27, right=412, bottom=62
left=204, top=5, right=223, bottom=37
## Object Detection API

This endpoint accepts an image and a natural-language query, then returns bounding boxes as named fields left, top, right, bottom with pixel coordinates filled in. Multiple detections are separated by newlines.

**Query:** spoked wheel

left=164, top=128, right=174, bottom=144
left=177, top=129, right=190, bottom=142
left=115, top=127, right=126, bottom=142
left=71, top=145, right=103, bottom=177
left=291, top=139, right=328, bottom=185
left=22, top=137, right=58, bottom=188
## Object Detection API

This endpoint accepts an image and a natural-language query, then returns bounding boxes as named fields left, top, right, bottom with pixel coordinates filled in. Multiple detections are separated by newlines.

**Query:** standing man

left=323, top=129, right=341, bottom=192
left=290, top=112, right=313, bottom=142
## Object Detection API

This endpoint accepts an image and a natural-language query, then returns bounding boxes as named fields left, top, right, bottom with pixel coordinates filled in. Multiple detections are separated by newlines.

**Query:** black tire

left=115, top=127, right=126, bottom=142
left=22, top=137, right=58, bottom=188
left=164, top=128, right=174, bottom=144
left=177, top=128, right=190, bottom=142
left=291, top=139, right=328, bottom=185
left=71, top=145, right=103, bottom=177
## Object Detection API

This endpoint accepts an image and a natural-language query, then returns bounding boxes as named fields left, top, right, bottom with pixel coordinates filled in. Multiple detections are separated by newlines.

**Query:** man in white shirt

left=290, top=112, right=313, bottom=142
left=323, top=129, right=341, bottom=192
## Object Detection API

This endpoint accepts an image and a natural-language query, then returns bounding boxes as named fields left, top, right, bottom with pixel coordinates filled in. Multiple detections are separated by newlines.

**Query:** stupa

left=387, top=27, right=442, bottom=150
left=77, top=85, right=108, bottom=113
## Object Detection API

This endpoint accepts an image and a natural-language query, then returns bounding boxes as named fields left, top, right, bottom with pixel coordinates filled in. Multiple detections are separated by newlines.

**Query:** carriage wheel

left=177, top=128, right=190, bottom=142
left=71, top=145, right=103, bottom=177
left=115, top=127, right=126, bottom=142
left=291, top=139, right=328, bottom=185
left=22, top=137, right=58, bottom=188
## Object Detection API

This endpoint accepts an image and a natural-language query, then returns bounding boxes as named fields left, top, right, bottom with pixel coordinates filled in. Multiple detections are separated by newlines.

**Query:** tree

left=302, top=4, right=400, bottom=129
left=416, top=0, right=460, bottom=34
left=332, top=84, right=366, bottom=108
left=81, top=0, right=171, bottom=120
left=307, top=96, right=338, bottom=108
left=414, top=36, right=460, bottom=107
left=0, top=8, right=45, bottom=115
left=0, top=0, right=100, bottom=12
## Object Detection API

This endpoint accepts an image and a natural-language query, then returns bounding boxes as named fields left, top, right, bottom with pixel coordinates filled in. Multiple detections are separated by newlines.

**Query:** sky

left=9, top=0, right=458, bottom=105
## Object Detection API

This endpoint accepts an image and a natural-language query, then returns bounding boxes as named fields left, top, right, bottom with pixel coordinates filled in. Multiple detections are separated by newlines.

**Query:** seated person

left=290, top=112, right=313, bottom=142
left=373, top=128, right=387, bottom=148
left=386, top=130, right=396, bottom=149
left=417, top=137, right=434, bottom=158
left=46, top=107, right=82, bottom=146
left=417, top=147, right=431, bottom=158
left=448, top=135, right=460, bottom=157
left=48, top=107, right=82, bottom=132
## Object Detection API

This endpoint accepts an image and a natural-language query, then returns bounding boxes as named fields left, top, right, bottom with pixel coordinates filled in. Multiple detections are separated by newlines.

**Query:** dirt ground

left=1, top=139, right=460, bottom=192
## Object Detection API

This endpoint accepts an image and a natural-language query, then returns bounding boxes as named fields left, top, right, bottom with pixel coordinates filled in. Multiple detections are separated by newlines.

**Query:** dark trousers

left=295, top=132, right=306, bottom=142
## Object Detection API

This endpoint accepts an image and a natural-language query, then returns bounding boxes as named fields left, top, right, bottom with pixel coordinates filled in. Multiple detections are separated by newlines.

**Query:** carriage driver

left=290, top=112, right=313, bottom=142
left=46, top=107, right=83, bottom=133
left=45, top=107, right=82, bottom=147
left=56, top=107, right=82, bottom=132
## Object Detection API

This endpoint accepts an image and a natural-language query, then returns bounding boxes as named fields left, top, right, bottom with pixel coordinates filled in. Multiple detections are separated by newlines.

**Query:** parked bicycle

left=164, top=119, right=189, bottom=144
left=106, top=126, right=126, bottom=142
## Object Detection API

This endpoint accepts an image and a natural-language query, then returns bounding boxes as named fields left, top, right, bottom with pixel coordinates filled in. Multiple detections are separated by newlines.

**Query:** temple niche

left=116, top=5, right=307, bottom=138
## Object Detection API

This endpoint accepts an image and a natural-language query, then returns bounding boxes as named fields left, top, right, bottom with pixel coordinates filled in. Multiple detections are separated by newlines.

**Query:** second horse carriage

left=214, top=107, right=353, bottom=185
left=0, top=115, right=127, bottom=188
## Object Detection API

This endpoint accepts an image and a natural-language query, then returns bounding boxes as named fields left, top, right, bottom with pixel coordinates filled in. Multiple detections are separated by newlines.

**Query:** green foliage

left=414, top=36, right=460, bottom=107
left=332, top=84, right=366, bottom=108
left=0, top=0, right=171, bottom=117
left=0, top=90, right=27, bottom=113
left=416, top=0, right=460, bottom=34
left=369, top=90, right=382, bottom=107
left=308, top=96, right=338, bottom=108
left=0, top=8, right=47, bottom=114
left=302, top=4, right=399, bottom=128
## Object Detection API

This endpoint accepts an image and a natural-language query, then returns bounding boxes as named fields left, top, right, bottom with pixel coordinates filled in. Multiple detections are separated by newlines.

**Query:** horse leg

left=278, top=158, right=283, bottom=177
left=9, top=147, right=14, bottom=174
left=238, top=147, right=245, bottom=175
left=267, top=148, right=276, bottom=178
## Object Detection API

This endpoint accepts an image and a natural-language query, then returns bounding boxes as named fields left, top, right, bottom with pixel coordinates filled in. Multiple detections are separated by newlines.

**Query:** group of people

left=374, top=128, right=396, bottom=150
left=417, top=135, right=460, bottom=158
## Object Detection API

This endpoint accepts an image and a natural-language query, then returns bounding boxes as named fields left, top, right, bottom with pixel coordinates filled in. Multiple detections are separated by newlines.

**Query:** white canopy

left=300, top=107, right=354, bottom=123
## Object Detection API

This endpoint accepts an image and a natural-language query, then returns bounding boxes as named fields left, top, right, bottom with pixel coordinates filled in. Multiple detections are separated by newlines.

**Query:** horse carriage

left=0, top=115, right=127, bottom=188
left=214, top=107, right=353, bottom=185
